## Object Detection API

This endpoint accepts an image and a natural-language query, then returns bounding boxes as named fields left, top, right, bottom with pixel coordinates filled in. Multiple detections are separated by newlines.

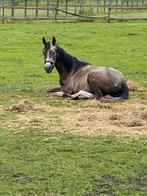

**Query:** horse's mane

left=57, top=46, right=89, bottom=73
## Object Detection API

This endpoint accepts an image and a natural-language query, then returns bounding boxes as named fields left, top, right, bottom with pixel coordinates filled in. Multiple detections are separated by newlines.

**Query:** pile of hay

left=9, top=100, right=34, bottom=112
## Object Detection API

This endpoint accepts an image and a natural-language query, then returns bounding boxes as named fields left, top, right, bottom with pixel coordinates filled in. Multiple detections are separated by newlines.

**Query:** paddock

left=0, top=21, right=147, bottom=195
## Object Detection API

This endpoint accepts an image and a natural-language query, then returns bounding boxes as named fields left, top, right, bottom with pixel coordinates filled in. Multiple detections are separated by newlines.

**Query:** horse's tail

left=100, top=82, right=129, bottom=102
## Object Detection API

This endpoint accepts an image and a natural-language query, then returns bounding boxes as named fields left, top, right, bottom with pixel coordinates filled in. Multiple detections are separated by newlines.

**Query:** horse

left=42, top=36, right=129, bottom=101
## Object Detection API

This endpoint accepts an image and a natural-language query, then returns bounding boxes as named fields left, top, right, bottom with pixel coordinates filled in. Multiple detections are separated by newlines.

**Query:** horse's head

left=42, top=36, right=57, bottom=73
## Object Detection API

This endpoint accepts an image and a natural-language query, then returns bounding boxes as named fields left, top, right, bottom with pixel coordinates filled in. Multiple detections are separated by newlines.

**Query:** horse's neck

left=55, top=46, right=89, bottom=84
left=55, top=46, right=74, bottom=75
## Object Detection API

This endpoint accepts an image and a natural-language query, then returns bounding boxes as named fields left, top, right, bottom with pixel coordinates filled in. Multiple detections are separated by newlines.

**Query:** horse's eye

left=49, top=51, right=55, bottom=56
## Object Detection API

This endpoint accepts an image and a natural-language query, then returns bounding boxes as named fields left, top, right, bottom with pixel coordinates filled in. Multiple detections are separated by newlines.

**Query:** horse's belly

left=60, top=76, right=88, bottom=94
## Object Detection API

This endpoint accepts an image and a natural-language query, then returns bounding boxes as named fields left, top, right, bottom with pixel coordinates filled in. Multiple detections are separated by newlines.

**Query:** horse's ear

left=52, top=36, right=56, bottom=46
left=42, top=36, right=47, bottom=45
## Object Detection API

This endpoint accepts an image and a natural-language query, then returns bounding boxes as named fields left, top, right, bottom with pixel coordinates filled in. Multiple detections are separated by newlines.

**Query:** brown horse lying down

left=42, top=36, right=129, bottom=101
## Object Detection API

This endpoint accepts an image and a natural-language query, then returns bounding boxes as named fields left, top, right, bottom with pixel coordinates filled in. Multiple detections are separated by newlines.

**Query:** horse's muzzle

left=44, top=62, right=53, bottom=73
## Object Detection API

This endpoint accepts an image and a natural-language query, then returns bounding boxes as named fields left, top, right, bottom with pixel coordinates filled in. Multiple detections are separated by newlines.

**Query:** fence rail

left=0, top=0, right=147, bottom=23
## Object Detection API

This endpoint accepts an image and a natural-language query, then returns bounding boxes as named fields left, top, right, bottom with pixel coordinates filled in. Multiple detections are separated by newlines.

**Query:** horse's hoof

left=53, top=92, right=64, bottom=97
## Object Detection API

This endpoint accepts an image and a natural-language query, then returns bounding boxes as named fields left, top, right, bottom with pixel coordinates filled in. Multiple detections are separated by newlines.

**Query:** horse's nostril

left=44, top=64, right=52, bottom=73
left=44, top=67, right=51, bottom=73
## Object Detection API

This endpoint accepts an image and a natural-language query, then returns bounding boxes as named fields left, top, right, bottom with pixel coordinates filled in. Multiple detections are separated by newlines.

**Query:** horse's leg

left=47, top=87, right=66, bottom=97
left=50, top=91, right=64, bottom=97
left=47, top=87, right=61, bottom=93
left=49, top=91, right=72, bottom=98
left=71, top=90, right=94, bottom=99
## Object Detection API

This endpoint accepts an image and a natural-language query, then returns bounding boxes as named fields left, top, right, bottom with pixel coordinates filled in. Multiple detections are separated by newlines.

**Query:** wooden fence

left=108, top=6, right=147, bottom=22
left=0, top=0, right=147, bottom=23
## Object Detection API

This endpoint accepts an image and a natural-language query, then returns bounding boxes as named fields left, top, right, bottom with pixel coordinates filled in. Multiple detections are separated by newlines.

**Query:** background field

left=0, top=21, right=147, bottom=195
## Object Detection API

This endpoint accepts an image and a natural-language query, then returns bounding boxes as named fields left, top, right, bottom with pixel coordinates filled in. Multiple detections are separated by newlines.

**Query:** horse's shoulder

left=76, top=64, right=93, bottom=72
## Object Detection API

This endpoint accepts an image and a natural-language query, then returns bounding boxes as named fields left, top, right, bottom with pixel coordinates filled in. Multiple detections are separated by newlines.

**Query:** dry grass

left=2, top=81, right=147, bottom=138
left=9, top=100, right=34, bottom=112
left=127, top=80, right=147, bottom=92
left=61, top=99, right=147, bottom=138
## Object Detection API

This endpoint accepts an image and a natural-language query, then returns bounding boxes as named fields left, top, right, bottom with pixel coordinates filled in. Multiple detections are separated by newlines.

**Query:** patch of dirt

left=3, top=96, right=147, bottom=138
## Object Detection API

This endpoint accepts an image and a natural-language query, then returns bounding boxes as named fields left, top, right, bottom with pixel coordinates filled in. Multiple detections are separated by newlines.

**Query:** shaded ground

left=84, top=172, right=147, bottom=195
left=1, top=81, right=147, bottom=138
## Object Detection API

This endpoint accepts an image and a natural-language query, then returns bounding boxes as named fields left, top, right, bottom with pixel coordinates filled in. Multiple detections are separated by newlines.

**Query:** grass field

left=0, top=21, right=147, bottom=195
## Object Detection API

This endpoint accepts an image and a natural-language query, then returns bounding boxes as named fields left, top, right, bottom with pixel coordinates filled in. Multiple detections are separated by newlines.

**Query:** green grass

left=0, top=130, right=147, bottom=195
left=0, top=21, right=147, bottom=195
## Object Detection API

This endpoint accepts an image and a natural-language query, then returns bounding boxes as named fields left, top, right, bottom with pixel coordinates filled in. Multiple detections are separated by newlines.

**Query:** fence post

left=24, top=0, right=27, bottom=18
left=2, top=0, right=4, bottom=24
left=116, top=0, right=118, bottom=12
left=121, top=0, right=124, bottom=12
left=108, top=7, right=111, bottom=23
left=89, top=0, right=92, bottom=14
left=55, top=0, right=59, bottom=21
left=65, top=0, right=68, bottom=15
left=11, top=0, right=15, bottom=17
left=82, top=0, right=85, bottom=15
left=47, top=0, right=50, bottom=17
left=75, top=0, right=77, bottom=14
left=104, top=0, right=106, bottom=12
left=79, top=0, right=82, bottom=14
left=36, top=0, right=39, bottom=18
left=131, top=0, right=134, bottom=9
left=126, top=0, right=129, bottom=7
left=108, top=0, right=111, bottom=23
left=97, top=0, right=99, bottom=13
